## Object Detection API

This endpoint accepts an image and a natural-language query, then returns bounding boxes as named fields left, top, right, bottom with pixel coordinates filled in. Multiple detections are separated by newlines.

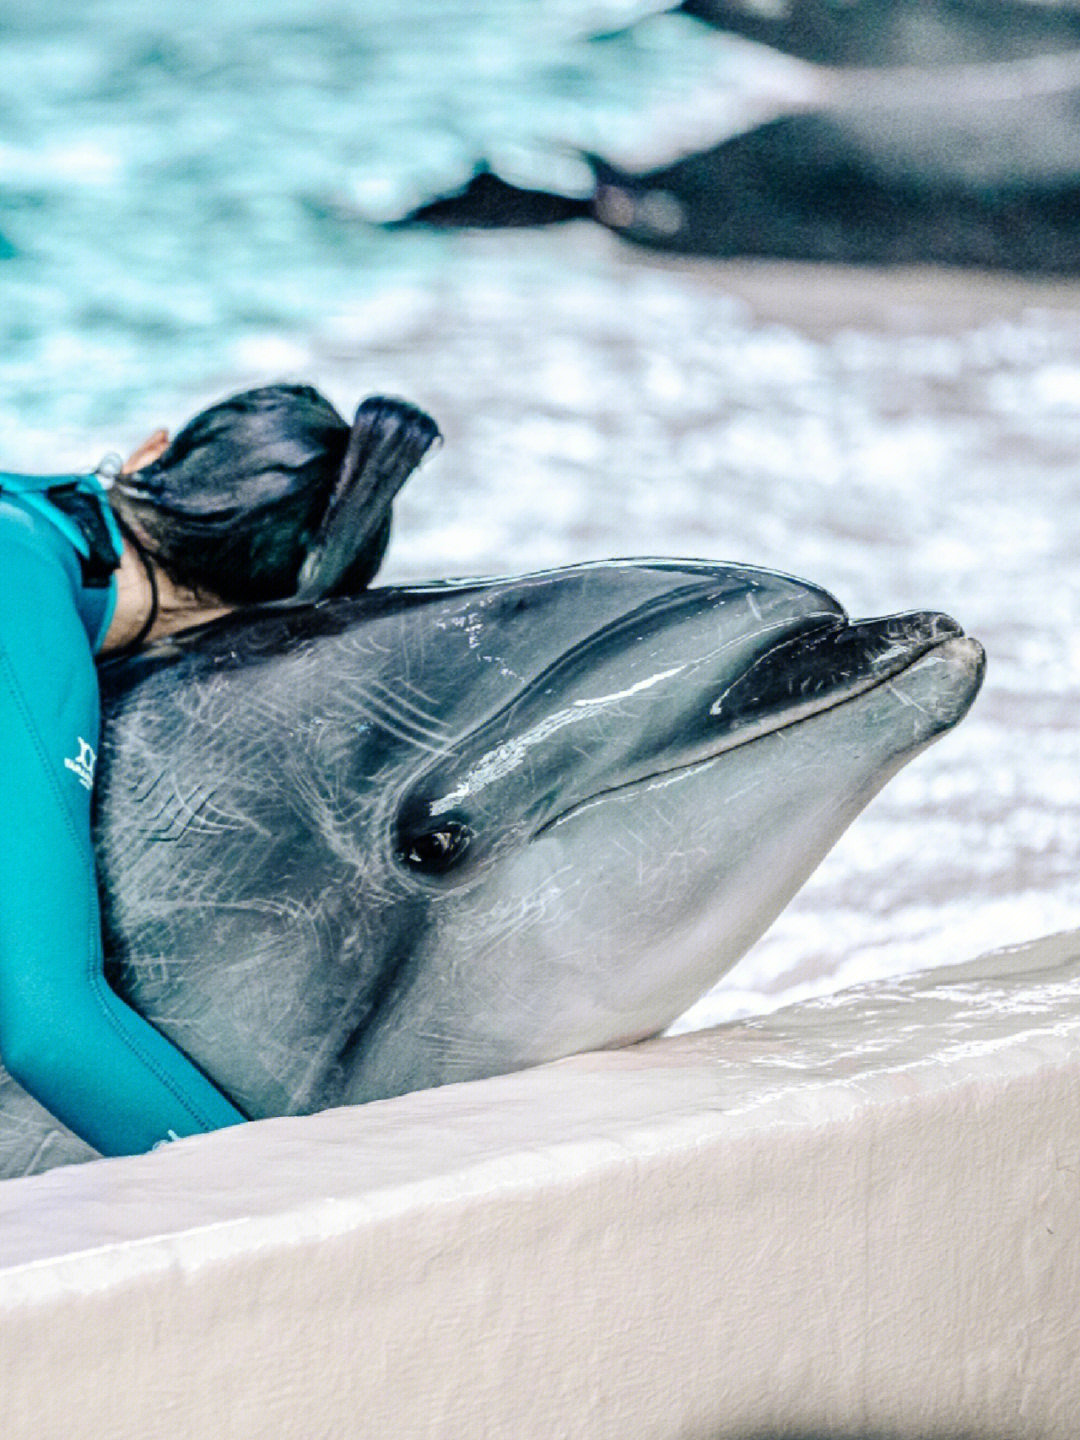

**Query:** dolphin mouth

left=541, top=612, right=985, bottom=833
left=705, top=610, right=969, bottom=748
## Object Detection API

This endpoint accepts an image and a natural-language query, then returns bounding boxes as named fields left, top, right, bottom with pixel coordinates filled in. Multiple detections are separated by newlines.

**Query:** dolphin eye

left=397, top=816, right=473, bottom=876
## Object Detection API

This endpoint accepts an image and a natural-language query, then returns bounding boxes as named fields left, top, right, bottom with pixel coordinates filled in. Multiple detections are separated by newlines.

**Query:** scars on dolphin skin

left=0, top=559, right=984, bottom=1178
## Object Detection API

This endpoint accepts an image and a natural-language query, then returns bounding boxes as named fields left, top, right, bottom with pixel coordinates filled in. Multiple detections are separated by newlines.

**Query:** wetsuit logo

left=64, top=737, right=97, bottom=790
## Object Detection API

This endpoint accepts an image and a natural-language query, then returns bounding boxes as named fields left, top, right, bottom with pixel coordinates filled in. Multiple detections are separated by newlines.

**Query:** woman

left=0, top=383, right=439, bottom=1156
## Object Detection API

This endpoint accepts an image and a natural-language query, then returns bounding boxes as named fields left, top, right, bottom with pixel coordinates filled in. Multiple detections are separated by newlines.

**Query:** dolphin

left=0, top=559, right=984, bottom=1178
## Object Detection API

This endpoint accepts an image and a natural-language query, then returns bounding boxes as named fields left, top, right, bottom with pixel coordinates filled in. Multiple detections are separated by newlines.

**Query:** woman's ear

left=122, top=429, right=170, bottom=474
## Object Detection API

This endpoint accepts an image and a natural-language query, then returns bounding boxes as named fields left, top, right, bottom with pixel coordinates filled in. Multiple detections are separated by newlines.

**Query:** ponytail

left=110, top=385, right=439, bottom=605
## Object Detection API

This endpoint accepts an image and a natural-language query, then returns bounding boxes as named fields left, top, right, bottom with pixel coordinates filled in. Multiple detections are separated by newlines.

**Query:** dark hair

left=110, top=384, right=440, bottom=605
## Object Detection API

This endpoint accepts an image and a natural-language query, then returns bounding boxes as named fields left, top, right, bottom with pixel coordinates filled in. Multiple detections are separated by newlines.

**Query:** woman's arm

left=0, top=518, right=245, bottom=1155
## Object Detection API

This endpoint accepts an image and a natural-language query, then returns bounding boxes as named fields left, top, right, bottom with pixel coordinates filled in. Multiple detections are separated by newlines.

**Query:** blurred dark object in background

left=408, top=2, right=1080, bottom=273
left=681, top=0, right=1080, bottom=66
left=590, top=68, right=1080, bottom=273
left=592, top=135, right=1080, bottom=272
left=409, top=173, right=590, bottom=230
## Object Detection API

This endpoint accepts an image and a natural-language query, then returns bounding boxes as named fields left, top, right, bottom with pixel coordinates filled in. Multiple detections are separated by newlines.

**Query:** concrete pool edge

left=3, top=929, right=1079, bottom=1439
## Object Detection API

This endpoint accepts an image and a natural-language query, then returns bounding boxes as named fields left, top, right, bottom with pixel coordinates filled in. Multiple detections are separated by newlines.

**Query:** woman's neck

left=101, top=538, right=232, bottom=654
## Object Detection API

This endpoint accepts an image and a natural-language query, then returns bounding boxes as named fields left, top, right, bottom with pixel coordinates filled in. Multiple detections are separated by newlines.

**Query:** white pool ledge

left=4, top=930, right=1080, bottom=1439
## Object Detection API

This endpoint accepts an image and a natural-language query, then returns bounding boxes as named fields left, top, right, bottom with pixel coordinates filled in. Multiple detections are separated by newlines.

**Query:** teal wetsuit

left=0, top=471, right=245, bottom=1155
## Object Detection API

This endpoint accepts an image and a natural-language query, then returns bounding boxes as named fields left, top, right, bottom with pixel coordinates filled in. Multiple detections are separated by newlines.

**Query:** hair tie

left=94, top=453, right=124, bottom=489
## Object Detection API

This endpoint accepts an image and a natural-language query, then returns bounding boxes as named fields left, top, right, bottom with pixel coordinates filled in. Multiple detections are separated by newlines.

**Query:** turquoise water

left=3, top=4, right=1080, bottom=1022
left=0, top=0, right=790, bottom=451
left=0, top=0, right=463, bottom=444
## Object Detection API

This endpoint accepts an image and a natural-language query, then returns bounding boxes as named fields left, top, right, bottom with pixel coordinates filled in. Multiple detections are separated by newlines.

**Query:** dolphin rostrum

left=0, top=559, right=984, bottom=1178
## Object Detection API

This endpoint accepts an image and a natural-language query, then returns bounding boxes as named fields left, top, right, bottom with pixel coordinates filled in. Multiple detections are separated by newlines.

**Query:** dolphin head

left=91, top=559, right=983, bottom=1119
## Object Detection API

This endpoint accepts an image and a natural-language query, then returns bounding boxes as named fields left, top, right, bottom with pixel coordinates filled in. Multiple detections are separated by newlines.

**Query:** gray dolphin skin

left=0, top=559, right=984, bottom=1178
